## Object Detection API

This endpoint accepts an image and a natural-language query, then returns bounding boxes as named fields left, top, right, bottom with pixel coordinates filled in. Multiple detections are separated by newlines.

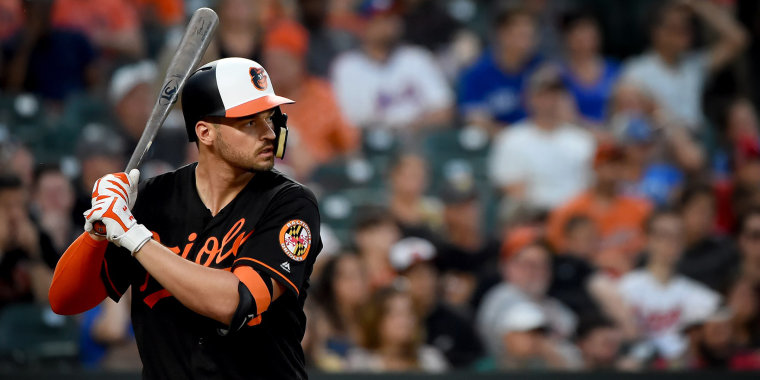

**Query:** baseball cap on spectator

left=593, top=143, right=625, bottom=168
left=500, top=226, right=541, bottom=262
left=613, top=115, right=655, bottom=145
left=389, top=237, right=436, bottom=272
left=108, top=61, right=157, bottom=105
left=527, top=65, right=566, bottom=94
left=76, top=124, right=125, bottom=160
left=681, top=305, right=733, bottom=333
left=263, top=20, right=309, bottom=59
left=440, top=181, right=478, bottom=205
left=359, top=0, right=403, bottom=18
left=497, top=302, right=547, bottom=334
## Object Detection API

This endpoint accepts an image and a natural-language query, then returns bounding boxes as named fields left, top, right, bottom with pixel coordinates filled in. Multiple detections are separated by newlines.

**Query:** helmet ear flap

left=272, top=107, right=289, bottom=159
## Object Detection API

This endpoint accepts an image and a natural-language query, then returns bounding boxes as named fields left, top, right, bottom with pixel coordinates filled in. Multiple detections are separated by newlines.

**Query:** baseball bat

left=93, top=8, right=219, bottom=236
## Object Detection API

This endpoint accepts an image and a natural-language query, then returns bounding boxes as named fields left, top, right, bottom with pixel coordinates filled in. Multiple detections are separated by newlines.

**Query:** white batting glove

left=84, top=196, right=152, bottom=255
left=91, top=169, right=140, bottom=209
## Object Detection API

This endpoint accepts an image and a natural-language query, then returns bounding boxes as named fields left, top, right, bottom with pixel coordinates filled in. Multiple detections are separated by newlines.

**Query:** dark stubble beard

left=216, top=133, right=274, bottom=173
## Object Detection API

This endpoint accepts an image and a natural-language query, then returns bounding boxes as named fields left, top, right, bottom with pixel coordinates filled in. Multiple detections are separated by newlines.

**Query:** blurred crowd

left=1, top=0, right=760, bottom=373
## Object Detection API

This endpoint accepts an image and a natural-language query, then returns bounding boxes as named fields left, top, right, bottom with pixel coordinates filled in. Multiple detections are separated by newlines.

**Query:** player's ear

left=195, top=121, right=216, bottom=147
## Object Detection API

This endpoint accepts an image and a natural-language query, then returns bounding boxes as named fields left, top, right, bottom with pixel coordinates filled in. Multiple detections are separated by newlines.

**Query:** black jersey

left=98, top=163, right=322, bottom=380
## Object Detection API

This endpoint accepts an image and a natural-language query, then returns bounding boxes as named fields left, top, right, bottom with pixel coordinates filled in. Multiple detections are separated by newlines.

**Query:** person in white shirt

left=330, top=0, right=453, bottom=132
left=618, top=208, right=721, bottom=361
left=488, top=66, right=595, bottom=211
left=622, top=0, right=746, bottom=130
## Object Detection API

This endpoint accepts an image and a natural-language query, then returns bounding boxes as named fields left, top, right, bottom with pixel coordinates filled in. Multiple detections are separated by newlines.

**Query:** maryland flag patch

left=279, top=220, right=312, bottom=262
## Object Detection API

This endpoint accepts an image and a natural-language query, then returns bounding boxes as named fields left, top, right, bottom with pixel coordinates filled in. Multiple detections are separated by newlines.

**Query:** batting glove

left=91, top=169, right=140, bottom=209
left=84, top=196, right=152, bottom=255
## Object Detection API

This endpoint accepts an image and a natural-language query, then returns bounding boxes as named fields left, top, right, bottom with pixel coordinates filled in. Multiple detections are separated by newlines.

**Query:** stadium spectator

left=32, top=165, right=76, bottom=253
left=732, top=208, right=760, bottom=352
left=390, top=237, right=483, bottom=368
left=0, top=174, right=56, bottom=309
left=0, top=192, right=27, bottom=311
left=714, top=98, right=760, bottom=232
left=622, top=0, right=747, bottom=130
left=479, top=301, right=580, bottom=370
left=2, top=141, right=35, bottom=190
left=213, top=0, right=263, bottom=61
left=723, top=97, right=760, bottom=152
left=435, top=183, right=501, bottom=311
left=311, top=253, right=369, bottom=370
left=546, top=211, right=640, bottom=339
left=108, top=61, right=186, bottom=168
left=51, top=0, right=144, bottom=58
left=726, top=277, right=760, bottom=349
left=608, top=80, right=703, bottom=205
left=72, top=127, right=126, bottom=218
left=458, top=8, right=542, bottom=132
left=353, top=210, right=401, bottom=291
left=331, top=0, right=453, bottom=133
left=488, top=66, right=595, bottom=212
left=676, top=183, right=738, bottom=293
left=326, top=0, right=365, bottom=37
left=387, top=153, right=442, bottom=238
left=79, top=296, right=140, bottom=369
left=547, top=215, right=600, bottom=317
left=348, top=286, right=449, bottom=372
left=130, top=0, right=184, bottom=28
left=558, top=10, right=620, bottom=126
left=400, top=0, right=460, bottom=54
left=262, top=20, right=359, bottom=180
left=297, top=0, right=358, bottom=77
left=547, top=144, right=652, bottom=275
left=618, top=209, right=721, bottom=361
left=676, top=307, right=760, bottom=370
left=476, top=240, right=577, bottom=358
left=0, top=0, right=23, bottom=41
left=735, top=207, right=760, bottom=299
left=1, top=0, right=96, bottom=101
left=574, top=314, right=625, bottom=369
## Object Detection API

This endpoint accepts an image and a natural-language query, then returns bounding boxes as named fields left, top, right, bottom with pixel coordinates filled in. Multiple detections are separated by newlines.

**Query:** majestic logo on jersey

left=279, top=219, right=311, bottom=262
left=249, top=67, right=268, bottom=91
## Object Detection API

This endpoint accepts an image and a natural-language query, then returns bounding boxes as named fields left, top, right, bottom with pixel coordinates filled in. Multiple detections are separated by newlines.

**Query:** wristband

left=116, top=224, right=153, bottom=255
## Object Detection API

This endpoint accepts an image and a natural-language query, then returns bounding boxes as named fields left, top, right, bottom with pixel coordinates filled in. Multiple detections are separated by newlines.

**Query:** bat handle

left=92, top=221, right=107, bottom=236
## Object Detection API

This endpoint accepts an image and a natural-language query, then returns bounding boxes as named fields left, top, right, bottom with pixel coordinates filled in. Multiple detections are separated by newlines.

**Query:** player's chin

left=249, top=157, right=275, bottom=172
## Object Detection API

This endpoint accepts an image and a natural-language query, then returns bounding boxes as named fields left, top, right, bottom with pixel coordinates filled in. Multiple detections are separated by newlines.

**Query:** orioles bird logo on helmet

left=249, top=67, right=268, bottom=91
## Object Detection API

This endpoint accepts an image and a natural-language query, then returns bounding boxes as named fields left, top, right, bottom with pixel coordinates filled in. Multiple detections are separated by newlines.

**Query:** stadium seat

left=0, top=304, right=79, bottom=369
left=310, top=157, right=381, bottom=193
left=319, top=188, right=388, bottom=245
left=422, top=127, right=491, bottom=193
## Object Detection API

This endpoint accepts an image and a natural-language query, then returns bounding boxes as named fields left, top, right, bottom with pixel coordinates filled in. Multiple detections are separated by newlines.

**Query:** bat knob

left=93, top=221, right=107, bottom=236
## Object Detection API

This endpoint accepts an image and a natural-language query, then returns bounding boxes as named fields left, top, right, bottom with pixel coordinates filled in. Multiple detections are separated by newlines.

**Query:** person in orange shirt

left=130, top=0, right=184, bottom=27
left=263, top=20, right=359, bottom=179
left=547, top=144, right=652, bottom=275
left=51, top=0, right=144, bottom=58
left=0, top=0, right=23, bottom=41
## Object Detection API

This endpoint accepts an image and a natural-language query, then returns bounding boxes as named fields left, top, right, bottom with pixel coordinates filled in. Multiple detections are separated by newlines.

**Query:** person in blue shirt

left=458, top=8, right=542, bottom=132
left=558, top=11, right=620, bottom=126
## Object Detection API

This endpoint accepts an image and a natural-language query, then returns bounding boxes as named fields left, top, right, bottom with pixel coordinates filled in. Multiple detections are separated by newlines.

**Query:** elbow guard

left=225, top=267, right=274, bottom=334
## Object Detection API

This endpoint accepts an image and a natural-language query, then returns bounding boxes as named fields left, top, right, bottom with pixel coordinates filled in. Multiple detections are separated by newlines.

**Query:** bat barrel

left=125, top=8, right=219, bottom=172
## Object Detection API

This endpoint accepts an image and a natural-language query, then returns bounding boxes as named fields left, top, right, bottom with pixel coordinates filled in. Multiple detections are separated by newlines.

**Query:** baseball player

left=48, top=57, right=322, bottom=379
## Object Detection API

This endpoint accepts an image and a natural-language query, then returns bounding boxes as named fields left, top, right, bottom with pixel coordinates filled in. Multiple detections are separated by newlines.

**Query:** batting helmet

left=181, top=57, right=294, bottom=158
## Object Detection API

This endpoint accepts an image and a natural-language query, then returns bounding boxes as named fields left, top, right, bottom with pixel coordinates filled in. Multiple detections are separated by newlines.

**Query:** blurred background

left=1, top=0, right=760, bottom=377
